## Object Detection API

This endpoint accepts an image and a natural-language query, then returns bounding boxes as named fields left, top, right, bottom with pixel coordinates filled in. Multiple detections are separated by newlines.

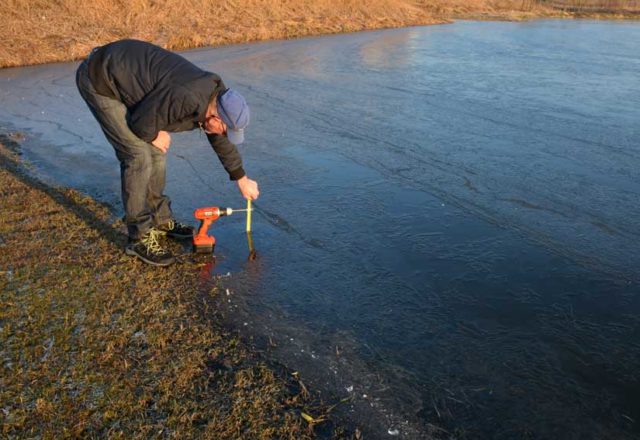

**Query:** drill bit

left=222, top=207, right=252, bottom=216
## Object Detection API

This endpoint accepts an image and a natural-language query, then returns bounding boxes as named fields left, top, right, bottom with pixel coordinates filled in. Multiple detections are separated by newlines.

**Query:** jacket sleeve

left=127, top=86, right=198, bottom=143
left=206, top=133, right=246, bottom=181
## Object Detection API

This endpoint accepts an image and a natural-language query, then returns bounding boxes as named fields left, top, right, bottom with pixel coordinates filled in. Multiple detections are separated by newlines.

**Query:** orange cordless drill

left=193, top=206, right=233, bottom=253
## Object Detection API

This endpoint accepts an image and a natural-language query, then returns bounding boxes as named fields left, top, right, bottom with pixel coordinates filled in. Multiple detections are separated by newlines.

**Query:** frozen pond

left=1, top=20, right=639, bottom=439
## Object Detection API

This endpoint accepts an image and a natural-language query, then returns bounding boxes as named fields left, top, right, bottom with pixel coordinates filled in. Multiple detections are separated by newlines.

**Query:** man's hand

left=236, top=176, right=260, bottom=200
left=151, top=130, right=171, bottom=153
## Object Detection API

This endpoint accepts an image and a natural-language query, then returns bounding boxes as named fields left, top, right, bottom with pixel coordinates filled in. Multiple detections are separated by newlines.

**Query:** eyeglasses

left=201, top=114, right=227, bottom=135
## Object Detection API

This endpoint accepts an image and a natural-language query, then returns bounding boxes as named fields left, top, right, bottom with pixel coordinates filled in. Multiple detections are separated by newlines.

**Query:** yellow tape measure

left=246, top=199, right=252, bottom=232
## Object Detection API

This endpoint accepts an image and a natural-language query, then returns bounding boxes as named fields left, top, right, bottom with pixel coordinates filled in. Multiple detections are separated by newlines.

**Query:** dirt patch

left=0, top=140, right=352, bottom=438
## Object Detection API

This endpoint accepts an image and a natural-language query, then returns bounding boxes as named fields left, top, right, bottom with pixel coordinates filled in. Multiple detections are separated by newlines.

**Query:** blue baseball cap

left=217, top=88, right=250, bottom=145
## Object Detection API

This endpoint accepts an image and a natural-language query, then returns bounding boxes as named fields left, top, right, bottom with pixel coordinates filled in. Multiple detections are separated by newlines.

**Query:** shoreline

left=0, top=134, right=352, bottom=438
left=1, top=2, right=639, bottom=69
left=0, top=116, right=443, bottom=438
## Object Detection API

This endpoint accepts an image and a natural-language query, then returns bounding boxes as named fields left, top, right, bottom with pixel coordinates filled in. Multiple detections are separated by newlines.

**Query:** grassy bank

left=0, top=135, right=347, bottom=438
left=1, top=0, right=639, bottom=68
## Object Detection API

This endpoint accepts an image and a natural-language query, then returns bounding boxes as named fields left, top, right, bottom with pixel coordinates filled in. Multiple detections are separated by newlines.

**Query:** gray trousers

left=76, top=59, right=172, bottom=240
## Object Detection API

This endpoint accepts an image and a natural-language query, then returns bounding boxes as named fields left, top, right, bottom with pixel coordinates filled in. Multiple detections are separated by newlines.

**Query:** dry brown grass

left=542, top=0, right=640, bottom=9
left=1, top=0, right=637, bottom=68
left=0, top=0, right=429, bottom=68
left=0, top=0, right=548, bottom=68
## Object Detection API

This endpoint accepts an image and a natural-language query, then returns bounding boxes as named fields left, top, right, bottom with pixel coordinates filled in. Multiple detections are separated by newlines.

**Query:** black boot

left=157, top=219, right=195, bottom=239
left=125, top=228, right=175, bottom=267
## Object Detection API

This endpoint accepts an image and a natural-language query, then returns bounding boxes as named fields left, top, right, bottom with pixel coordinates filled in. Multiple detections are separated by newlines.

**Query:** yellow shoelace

left=141, top=229, right=166, bottom=254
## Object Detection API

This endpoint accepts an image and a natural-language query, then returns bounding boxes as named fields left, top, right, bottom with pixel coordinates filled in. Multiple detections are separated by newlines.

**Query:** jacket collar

left=195, top=74, right=227, bottom=123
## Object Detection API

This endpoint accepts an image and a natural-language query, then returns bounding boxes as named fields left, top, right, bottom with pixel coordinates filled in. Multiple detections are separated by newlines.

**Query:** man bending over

left=76, top=39, right=259, bottom=266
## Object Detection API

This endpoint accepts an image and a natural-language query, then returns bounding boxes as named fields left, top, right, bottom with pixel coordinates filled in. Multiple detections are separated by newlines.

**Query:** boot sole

left=157, top=230, right=194, bottom=239
left=125, top=247, right=176, bottom=267
left=165, top=233, right=194, bottom=239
